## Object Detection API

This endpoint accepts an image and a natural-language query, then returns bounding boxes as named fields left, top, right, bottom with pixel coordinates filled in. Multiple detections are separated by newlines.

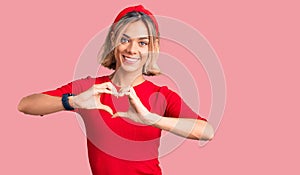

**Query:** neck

left=110, top=68, right=145, bottom=88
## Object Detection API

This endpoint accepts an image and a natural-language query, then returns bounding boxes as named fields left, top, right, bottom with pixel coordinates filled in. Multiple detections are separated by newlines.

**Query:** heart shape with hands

left=72, top=82, right=161, bottom=125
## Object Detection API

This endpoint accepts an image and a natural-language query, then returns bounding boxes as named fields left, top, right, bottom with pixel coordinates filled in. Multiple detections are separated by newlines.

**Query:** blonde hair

left=98, top=11, right=160, bottom=76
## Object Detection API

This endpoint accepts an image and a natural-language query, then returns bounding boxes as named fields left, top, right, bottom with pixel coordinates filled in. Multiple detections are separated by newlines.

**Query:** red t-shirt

left=43, top=76, right=206, bottom=175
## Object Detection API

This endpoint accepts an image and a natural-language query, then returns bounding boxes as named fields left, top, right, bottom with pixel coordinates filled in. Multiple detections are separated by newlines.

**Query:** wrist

left=144, top=112, right=162, bottom=125
left=62, top=93, right=75, bottom=110
left=68, top=96, right=75, bottom=108
left=69, top=95, right=81, bottom=109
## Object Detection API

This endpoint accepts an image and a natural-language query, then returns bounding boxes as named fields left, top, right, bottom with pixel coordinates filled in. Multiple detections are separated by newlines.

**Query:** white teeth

left=123, top=56, right=139, bottom=62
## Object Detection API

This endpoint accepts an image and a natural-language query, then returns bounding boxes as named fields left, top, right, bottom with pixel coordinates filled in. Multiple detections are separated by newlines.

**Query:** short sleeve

left=42, top=76, right=97, bottom=97
left=160, top=86, right=207, bottom=121
left=42, top=82, right=72, bottom=97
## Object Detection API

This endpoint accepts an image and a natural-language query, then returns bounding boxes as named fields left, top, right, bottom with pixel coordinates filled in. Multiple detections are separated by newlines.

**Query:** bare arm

left=18, top=82, right=117, bottom=116
left=152, top=115, right=214, bottom=140
left=116, top=111, right=214, bottom=140
left=112, top=87, right=214, bottom=141
left=18, top=94, right=64, bottom=116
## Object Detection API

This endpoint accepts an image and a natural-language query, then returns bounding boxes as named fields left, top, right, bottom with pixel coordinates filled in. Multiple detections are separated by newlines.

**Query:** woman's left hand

left=112, top=87, right=161, bottom=125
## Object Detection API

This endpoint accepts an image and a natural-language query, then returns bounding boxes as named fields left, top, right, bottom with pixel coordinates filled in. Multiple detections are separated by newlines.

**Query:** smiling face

left=114, top=20, right=149, bottom=73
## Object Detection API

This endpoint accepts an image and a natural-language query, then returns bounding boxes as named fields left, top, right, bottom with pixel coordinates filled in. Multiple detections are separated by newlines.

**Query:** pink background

left=1, top=0, right=299, bottom=174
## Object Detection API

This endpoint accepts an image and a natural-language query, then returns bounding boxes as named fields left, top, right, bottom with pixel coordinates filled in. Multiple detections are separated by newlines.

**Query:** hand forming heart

left=72, top=82, right=161, bottom=125
left=72, top=82, right=117, bottom=115
left=112, top=86, right=162, bottom=125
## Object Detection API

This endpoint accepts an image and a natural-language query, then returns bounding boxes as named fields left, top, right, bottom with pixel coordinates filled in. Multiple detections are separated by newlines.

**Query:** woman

left=18, top=5, right=214, bottom=175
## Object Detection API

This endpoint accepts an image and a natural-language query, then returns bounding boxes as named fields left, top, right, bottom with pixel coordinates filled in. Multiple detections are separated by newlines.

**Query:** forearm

left=151, top=114, right=214, bottom=140
left=18, top=94, right=65, bottom=116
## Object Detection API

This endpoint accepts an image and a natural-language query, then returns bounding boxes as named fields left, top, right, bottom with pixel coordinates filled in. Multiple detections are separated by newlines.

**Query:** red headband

left=113, top=5, right=159, bottom=35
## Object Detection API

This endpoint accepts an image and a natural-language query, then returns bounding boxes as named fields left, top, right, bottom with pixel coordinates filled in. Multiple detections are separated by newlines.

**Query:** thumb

left=98, top=104, right=113, bottom=115
left=112, top=112, right=128, bottom=118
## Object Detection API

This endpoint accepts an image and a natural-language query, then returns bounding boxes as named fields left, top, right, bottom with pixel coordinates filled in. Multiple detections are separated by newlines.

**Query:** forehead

left=123, top=20, right=149, bottom=39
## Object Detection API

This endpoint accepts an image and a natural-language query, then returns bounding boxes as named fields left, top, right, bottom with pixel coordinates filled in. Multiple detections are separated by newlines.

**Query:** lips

left=123, top=55, right=140, bottom=64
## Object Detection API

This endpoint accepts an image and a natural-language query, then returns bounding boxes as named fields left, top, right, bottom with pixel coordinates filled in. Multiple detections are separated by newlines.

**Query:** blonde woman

left=18, top=5, right=214, bottom=175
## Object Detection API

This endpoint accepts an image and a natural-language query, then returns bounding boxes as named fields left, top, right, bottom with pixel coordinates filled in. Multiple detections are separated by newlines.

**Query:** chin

left=119, top=64, right=143, bottom=73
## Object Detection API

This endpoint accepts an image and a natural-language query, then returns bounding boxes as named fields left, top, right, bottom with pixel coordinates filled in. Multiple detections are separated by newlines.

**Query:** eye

left=120, top=37, right=129, bottom=44
left=139, top=41, right=149, bottom=46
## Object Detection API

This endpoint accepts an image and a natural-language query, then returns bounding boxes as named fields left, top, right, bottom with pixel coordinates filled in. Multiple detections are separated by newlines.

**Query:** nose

left=126, top=41, right=138, bottom=55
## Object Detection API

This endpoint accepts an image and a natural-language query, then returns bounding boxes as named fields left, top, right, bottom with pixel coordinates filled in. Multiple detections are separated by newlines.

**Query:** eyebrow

left=122, top=34, right=149, bottom=40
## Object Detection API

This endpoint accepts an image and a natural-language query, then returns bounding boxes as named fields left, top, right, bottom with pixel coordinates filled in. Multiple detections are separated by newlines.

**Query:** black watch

left=62, top=93, right=75, bottom=110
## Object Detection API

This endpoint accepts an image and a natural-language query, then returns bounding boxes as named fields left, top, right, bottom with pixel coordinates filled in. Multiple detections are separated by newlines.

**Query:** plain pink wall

left=1, top=0, right=299, bottom=174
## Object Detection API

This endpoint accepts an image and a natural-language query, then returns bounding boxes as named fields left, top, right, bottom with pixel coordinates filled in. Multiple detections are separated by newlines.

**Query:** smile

left=123, top=55, right=140, bottom=64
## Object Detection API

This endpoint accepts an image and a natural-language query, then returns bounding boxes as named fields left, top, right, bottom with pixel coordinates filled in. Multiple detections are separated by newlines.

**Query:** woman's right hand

left=71, top=82, right=117, bottom=115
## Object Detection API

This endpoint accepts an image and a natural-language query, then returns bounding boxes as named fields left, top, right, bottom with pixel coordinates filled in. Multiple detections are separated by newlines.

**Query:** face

left=114, top=20, right=149, bottom=73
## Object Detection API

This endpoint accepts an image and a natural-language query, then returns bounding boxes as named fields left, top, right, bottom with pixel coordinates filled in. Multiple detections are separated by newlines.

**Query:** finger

left=104, top=82, right=118, bottom=96
left=126, top=87, right=139, bottom=100
left=105, top=82, right=118, bottom=94
left=118, top=86, right=130, bottom=97
left=111, top=87, right=118, bottom=97
left=94, top=82, right=117, bottom=93
left=112, top=112, right=128, bottom=118
left=93, top=88, right=113, bottom=95
left=93, top=82, right=118, bottom=95
left=93, top=82, right=113, bottom=91
left=129, top=87, right=138, bottom=96
left=119, top=86, right=130, bottom=93
left=117, top=91, right=127, bottom=97
left=98, top=104, right=113, bottom=115
left=121, top=86, right=132, bottom=96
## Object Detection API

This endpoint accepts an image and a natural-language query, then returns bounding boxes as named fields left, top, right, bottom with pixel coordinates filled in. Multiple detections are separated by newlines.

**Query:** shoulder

left=140, top=80, right=178, bottom=98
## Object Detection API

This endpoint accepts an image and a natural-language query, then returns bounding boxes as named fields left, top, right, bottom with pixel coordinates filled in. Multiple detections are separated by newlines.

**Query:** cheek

left=116, top=45, right=124, bottom=53
left=114, top=48, right=119, bottom=59
left=140, top=47, right=149, bottom=56
left=114, top=45, right=124, bottom=57
left=141, top=52, right=149, bottom=60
